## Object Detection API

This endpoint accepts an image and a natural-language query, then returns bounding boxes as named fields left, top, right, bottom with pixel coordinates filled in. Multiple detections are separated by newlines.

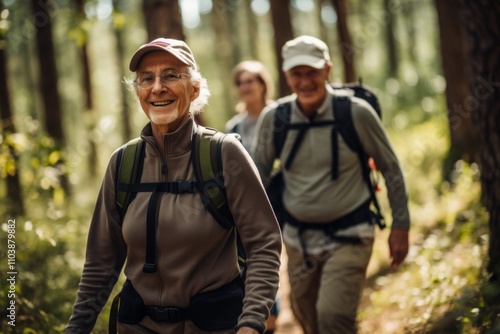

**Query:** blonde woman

left=225, top=60, right=275, bottom=152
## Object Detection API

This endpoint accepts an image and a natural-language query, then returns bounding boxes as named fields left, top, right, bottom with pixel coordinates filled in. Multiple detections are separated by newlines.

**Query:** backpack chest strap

left=116, top=180, right=200, bottom=194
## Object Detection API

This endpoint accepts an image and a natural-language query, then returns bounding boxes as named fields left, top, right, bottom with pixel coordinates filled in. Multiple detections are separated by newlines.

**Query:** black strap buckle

left=147, top=306, right=186, bottom=323
left=173, top=181, right=195, bottom=194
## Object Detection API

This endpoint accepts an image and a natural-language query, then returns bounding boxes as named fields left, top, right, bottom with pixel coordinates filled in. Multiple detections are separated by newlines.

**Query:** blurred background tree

left=0, top=0, right=499, bottom=332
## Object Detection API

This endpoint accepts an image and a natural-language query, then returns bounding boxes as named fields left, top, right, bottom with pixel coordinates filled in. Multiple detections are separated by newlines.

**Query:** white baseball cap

left=281, top=35, right=331, bottom=71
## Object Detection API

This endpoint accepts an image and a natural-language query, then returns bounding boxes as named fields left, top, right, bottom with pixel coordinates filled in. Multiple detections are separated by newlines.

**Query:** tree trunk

left=269, top=0, right=294, bottom=97
left=331, top=0, right=356, bottom=82
left=459, top=0, right=500, bottom=282
left=243, top=0, right=258, bottom=59
left=31, top=0, right=70, bottom=197
left=435, top=0, right=478, bottom=179
left=31, top=0, right=65, bottom=142
left=402, top=0, right=417, bottom=64
left=76, top=0, right=98, bottom=176
left=384, top=0, right=398, bottom=78
left=212, top=0, right=238, bottom=120
left=112, top=0, right=133, bottom=141
left=0, top=11, right=25, bottom=216
left=142, top=0, right=185, bottom=40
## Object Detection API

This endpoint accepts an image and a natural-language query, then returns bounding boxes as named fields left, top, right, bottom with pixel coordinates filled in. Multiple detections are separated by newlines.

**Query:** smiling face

left=236, top=71, right=266, bottom=105
left=135, top=51, right=200, bottom=133
left=284, top=64, right=330, bottom=115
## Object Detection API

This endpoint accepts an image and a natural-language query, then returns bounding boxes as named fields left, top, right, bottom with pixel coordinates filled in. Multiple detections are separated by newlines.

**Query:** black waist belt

left=116, top=276, right=244, bottom=331
left=286, top=200, right=373, bottom=268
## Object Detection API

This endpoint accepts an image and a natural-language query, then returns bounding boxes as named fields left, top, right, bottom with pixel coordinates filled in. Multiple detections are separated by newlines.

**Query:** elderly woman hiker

left=65, top=38, right=282, bottom=334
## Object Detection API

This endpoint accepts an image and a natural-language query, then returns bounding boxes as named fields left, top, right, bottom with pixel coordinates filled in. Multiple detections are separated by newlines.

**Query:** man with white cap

left=66, top=38, right=282, bottom=334
left=252, top=35, right=410, bottom=333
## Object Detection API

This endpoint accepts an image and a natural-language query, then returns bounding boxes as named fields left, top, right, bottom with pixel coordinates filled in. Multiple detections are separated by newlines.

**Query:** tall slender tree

left=435, top=0, right=477, bottom=177
left=31, top=0, right=70, bottom=196
left=112, top=0, right=133, bottom=141
left=330, top=0, right=356, bottom=82
left=31, top=0, right=65, bottom=142
left=384, top=0, right=398, bottom=78
left=75, top=0, right=98, bottom=176
left=459, top=0, right=500, bottom=291
left=270, top=0, right=293, bottom=97
left=212, top=0, right=238, bottom=120
left=0, top=1, right=24, bottom=216
left=402, top=0, right=418, bottom=64
left=243, top=0, right=258, bottom=59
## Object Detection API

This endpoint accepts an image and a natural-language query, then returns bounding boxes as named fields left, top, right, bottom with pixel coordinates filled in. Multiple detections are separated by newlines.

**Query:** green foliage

left=359, top=119, right=498, bottom=333
left=0, top=218, right=81, bottom=333
left=0, top=116, right=73, bottom=211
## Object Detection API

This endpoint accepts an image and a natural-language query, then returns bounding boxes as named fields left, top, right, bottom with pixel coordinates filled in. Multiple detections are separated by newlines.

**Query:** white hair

left=188, top=67, right=210, bottom=115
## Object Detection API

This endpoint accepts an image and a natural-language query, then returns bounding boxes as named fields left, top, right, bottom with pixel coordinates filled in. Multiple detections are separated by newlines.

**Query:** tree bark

left=435, top=0, right=478, bottom=178
left=243, top=0, right=258, bottom=59
left=0, top=9, right=25, bottom=216
left=112, top=0, right=133, bottom=141
left=384, top=0, right=398, bottom=78
left=31, top=0, right=65, bottom=142
left=402, top=0, right=417, bottom=64
left=142, top=0, right=185, bottom=40
left=459, top=0, right=500, bottom=282
left=76, top=0, right=98, bottom=176
left=212, top=0, right=238, bottom=119
left=31, top=0, right=70, bottom=196
left=331, top=0, right=356, bottom=82
left=269, top=0, right=293, bottom=97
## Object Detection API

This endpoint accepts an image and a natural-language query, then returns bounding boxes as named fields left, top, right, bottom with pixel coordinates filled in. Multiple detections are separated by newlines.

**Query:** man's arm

left=350, top=98, right=410, bottom=267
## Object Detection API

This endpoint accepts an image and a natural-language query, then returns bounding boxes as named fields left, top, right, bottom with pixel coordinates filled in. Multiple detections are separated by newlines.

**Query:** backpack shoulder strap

left=333, top=95, right=385, bottom=228
left=192, top=126, right=235, bottom=230
left=273, top=100, right=292, bottom=157
left=333, top=95, right=361, bottom=153
left=192, top=126, right=247, bottom=274
left=116, top=137, right=146, bottom=223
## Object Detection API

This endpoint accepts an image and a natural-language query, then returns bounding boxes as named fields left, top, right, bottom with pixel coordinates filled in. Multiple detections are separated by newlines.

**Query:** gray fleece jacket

left=252, top=85, right=409, bottom=250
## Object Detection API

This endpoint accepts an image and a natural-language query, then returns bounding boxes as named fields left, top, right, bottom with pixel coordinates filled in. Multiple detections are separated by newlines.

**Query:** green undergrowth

left=358, top=117, right=498, bottom=333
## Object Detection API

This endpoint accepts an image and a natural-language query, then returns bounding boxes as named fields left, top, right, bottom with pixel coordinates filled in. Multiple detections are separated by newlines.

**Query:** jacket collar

left=140, top=114, right=196, bottom=157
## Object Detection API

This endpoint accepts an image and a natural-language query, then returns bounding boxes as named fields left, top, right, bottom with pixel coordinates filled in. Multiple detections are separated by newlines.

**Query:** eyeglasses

left=134, top=69, right=191, bottom=89
left=236, top=78, right=257, bottom=87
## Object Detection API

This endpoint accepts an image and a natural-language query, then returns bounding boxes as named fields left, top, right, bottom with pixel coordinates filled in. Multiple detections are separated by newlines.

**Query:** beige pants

left=285, top=238, right=373, bottom=334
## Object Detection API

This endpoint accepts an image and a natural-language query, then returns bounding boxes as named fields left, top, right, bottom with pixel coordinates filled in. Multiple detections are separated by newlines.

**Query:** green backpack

left=114, top=125, right=245, bottom=271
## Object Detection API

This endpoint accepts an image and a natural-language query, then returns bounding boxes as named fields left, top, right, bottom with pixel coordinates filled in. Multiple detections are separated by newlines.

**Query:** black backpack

left=267, top=81, right=385, bottom=229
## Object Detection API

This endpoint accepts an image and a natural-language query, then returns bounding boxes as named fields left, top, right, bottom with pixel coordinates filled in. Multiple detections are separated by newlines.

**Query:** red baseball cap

left=129, top=38, right=197, bottom=71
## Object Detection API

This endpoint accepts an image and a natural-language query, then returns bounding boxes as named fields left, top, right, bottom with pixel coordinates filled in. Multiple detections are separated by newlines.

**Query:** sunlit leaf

left=48, top=151, right=61, bottom=165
